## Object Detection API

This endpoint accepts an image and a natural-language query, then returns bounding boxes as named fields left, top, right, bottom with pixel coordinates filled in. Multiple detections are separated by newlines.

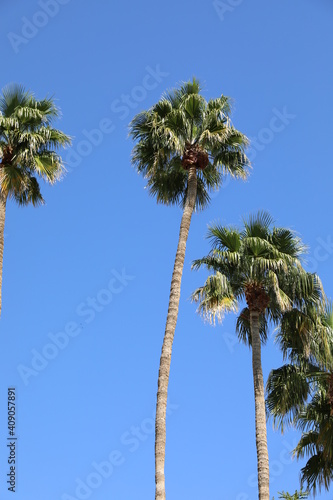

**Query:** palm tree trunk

left=0, top=191, right=6, bottom=317
left=155, top=166, right=197, bottom=500
left=250, top=310, right=270, bottom=500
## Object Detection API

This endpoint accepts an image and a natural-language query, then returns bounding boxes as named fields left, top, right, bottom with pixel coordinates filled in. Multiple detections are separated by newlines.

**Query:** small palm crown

left=0, top=84, right=71, bottom=206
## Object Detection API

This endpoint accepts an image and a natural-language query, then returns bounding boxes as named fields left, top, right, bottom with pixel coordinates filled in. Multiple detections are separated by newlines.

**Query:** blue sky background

left=0, top=0, right=333, bottom=499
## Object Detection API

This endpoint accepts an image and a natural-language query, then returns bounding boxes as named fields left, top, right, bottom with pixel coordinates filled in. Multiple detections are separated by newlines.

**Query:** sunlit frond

left=192, top=272, right=238, bottom=324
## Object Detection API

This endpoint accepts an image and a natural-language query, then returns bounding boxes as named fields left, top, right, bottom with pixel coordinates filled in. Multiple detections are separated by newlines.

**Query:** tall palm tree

left=266, top=303, right=333, bottom=494
left=0, top=84, right=71, bottom=316
left=129, top=78, right=250, bottom=500
left=192, top=212, right=318, bottom=500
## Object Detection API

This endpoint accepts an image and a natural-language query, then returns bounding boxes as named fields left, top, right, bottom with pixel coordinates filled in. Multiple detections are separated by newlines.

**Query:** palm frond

left=236, top=307, right=267, bottom=346
left=191, top=271, right=237, bottom=324
left=266, top=364, right=311, bottom=431
left=300, top=452, right=333, bottom=495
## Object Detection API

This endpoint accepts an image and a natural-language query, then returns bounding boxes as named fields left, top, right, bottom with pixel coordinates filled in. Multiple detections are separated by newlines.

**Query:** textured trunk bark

left=155, top=166, right=197, bottom=500
left=250, top=310, right=270, bottom=500
left=0, top=191, right=6, bottom=317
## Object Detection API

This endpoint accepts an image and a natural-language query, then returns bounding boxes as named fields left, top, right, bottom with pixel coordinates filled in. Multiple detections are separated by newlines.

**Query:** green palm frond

left=14, top=175, right=44, bottom=206
left=0, top=165, right=27, bottom=194
left=242, top=210, right=275, bottom=238
left=207, top=224, right=241, bottom=253
left=163, top=77, right=202, bottom=108
left=33, top=152, right=65, bottom=183
left=277, top=490, right=309, bottom=500
left=296, top=391, right=331, bottom=435
left=207, top=95, right=231, bottom=114
left=191, top=271, right=238, bottom=324
left=265, top=271, right=292, bottom=313
left=0, top=84, right=30, bottom=116
left=271, top=227, right=307, bottom=259
left=322, top=301, right=333, bottom=330
left=266, top=364, right=311, bottom=431
left=295, top=385, right=333, bottom=492
left=235, top=307, right=267, bottom=346
left=192, top=211, right=314, bottom=346
left=34, top=96, right=60, bottom=123
left=295, top=430, right=321, bottom=460
left=276, top=309, right=318, bottom=361
left=300, top=452, right=333, bottom=495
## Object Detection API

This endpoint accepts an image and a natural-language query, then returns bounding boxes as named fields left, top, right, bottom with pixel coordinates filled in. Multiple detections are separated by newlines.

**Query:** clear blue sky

left=1, top=1, right=333, bottom=499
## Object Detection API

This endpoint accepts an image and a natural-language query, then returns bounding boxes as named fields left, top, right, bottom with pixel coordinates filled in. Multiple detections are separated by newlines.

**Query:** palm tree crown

left=0, top=84, right=71, bottom=205
left=192, top=211, right=315, bottom=326
left=130, top=77, right=250, bottom=209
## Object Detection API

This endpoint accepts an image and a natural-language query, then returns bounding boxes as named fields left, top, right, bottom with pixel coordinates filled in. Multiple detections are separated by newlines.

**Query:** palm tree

left=129, top=78, right=250, bottom=500
left=266, top=304, right=333, bottom=494
left=192, top=211, right=318, bottom=500
left=0, top=84, right=71, bottom=315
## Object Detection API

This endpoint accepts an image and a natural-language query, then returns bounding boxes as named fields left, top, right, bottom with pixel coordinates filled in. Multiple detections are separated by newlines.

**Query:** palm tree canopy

left=129, top=77, right=250, bottom=210
left=0, top=84, right=71, bottom=206
left=191, top=211, right=318, bottom=331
